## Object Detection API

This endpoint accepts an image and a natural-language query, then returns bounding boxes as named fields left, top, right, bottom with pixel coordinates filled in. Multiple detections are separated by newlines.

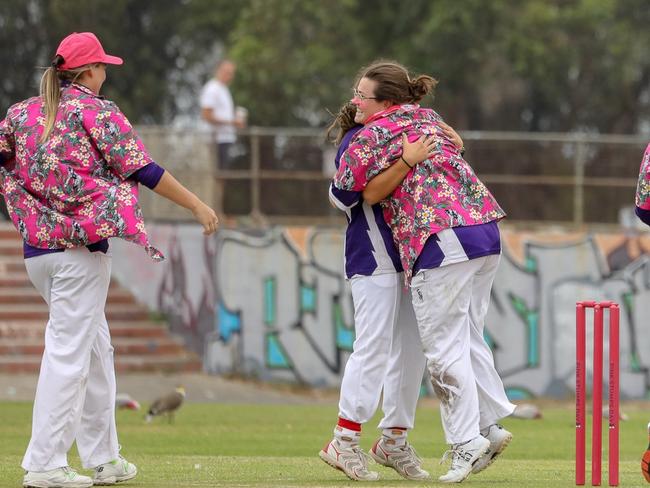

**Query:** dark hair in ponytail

left=357, top=60, right=437, bottom=105
left=326, top=102, right=358, bottom=146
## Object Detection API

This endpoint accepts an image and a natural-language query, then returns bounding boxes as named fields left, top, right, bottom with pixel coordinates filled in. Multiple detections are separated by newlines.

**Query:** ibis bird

left=145, top=386, right=186, bottom=423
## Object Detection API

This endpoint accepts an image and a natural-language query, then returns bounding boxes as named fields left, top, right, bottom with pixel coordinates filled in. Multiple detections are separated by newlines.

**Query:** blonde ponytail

left=39, top=56, right=91, bottom=143
left=39, top=65, right=61, bottom=143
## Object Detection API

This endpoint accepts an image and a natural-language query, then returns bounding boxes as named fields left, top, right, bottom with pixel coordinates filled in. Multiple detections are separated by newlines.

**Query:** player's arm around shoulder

left=362, top=132, right=436, bottom=206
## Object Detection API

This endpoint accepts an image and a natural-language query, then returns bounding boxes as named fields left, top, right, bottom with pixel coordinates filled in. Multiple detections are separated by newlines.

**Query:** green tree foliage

left=502, top=0, right=650, bottom=132
left=228, top=0, right=364, bottom=126
left=0, top=1, right=50, bottom=110
left=0, top=0, right=649, bottom=132
left=0, top=0, right=246, bottom=121
left=228, top=0, right=650, bottom=132
left=44, top=0, right=250, bottom=122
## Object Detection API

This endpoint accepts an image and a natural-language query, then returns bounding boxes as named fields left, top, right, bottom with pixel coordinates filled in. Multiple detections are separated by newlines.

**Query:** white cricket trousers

left=22, top=247, right=119, bottom=471
left=410, top=255, right=515, bottom=445
left=338, top=272, right=426, bottom=429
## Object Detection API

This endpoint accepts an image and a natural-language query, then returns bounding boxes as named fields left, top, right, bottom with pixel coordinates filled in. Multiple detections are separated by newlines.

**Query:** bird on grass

left=145, top=386, right=186, bottom=423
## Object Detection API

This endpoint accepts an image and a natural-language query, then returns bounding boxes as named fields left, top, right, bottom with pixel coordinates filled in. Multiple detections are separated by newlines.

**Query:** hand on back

left=401, top=122, right=464, bottom=168
left=401, top=133, right=436, bottom=167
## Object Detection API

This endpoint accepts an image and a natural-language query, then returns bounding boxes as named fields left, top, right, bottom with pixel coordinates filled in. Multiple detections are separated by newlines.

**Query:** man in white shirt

left=200, top=60, right=245, bottom=169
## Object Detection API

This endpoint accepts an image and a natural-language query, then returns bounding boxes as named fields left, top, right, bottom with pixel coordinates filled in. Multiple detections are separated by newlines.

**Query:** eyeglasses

left=353, top=88, right=378, bottom=101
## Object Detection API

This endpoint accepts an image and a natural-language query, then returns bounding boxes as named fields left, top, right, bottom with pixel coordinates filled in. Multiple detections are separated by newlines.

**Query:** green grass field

left=1, top=401, right=648, bottom=487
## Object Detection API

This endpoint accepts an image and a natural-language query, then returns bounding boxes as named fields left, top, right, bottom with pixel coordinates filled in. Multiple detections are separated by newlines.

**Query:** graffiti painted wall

left=110, top=225, right=650, bottom=400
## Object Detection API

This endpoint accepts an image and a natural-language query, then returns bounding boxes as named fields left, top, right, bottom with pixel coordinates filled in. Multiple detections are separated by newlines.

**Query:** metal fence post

left=249, top=127, right=262, bottom=221
left=573, top=137, right=587, bottom=227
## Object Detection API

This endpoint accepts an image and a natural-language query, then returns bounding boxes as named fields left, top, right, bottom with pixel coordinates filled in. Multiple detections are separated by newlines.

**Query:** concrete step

left=0, top=273, right=32, bottom=287
left=0, top=336, right=187, bottom=356
left=0, top=287, right=137, bottom=305
left=0, top=260, right=25, bottom=273
left=0, top=228, right=20, bottom=239
left=0, top=321, right=169, bottom=339
left=0, top=303, right=149, bottom=321
left=0, top=221, right=201, bottom=376
left=0, top=355, right=202, bottom=374
left=0, top=241, right=24, bottom=256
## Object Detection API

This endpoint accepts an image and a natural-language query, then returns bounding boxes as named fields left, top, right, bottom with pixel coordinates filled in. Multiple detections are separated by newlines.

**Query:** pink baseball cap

left=55, top=32, right=123, bottom=70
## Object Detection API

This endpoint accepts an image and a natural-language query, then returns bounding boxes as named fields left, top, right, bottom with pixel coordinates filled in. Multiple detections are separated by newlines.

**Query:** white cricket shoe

left=319, top=439, right=380, bottom=481
left=438, top=435, right=490, bottom=483
left=23, top=467, right=93, bottom=488
left=370, top=438, right=430, bottom=480
left=93, top=456, right=137, bottom=485
left=472, top=424, right=513, bottom=474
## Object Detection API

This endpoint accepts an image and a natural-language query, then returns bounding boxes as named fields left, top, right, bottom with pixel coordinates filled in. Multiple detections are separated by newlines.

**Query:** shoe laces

left=440, top=447, right=464, bottom=471
left=391, top=442, right=423, bottom=466
left=347, top=445, right=372, bottom=470
left=60, top=467, right=79, bottom=479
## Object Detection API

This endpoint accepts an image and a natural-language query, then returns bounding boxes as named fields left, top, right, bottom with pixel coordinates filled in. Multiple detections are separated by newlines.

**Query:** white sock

left=334, top=425, right=361, bottom=449
left=381, top=428, right=407, bottom=449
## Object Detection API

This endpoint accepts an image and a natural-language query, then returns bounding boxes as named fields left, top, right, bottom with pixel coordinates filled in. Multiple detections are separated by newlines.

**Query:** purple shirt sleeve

left=635, top=206, right=650, bottom=227
left=330, top=126, right=364, bottom=208
left=129, top=162, right=165, bottom=189
left=335, top=126, right=364, bottom=171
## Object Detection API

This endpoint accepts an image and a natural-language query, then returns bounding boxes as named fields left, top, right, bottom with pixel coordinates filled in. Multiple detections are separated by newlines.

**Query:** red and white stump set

left=575, top=301, right=619, bottom=487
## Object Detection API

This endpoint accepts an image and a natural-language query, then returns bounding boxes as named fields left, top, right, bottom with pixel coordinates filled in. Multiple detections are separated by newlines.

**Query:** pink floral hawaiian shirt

left=635, top=143, right=650, bottom=210
left=333, top=104, right=505, bottom=282
left=0, top=83, right=163, bottom=260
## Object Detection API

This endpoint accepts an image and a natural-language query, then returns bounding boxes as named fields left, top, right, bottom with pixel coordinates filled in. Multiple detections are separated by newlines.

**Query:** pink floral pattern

left=333, top=104, right=504, bottom=282
left=0, top=83, right=163, bottom=260
left=635, top=143, right=650, bottom=210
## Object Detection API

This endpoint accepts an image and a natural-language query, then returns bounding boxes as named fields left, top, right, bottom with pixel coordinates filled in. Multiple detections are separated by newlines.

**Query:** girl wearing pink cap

left=0, top=32, right=218, bottom=488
